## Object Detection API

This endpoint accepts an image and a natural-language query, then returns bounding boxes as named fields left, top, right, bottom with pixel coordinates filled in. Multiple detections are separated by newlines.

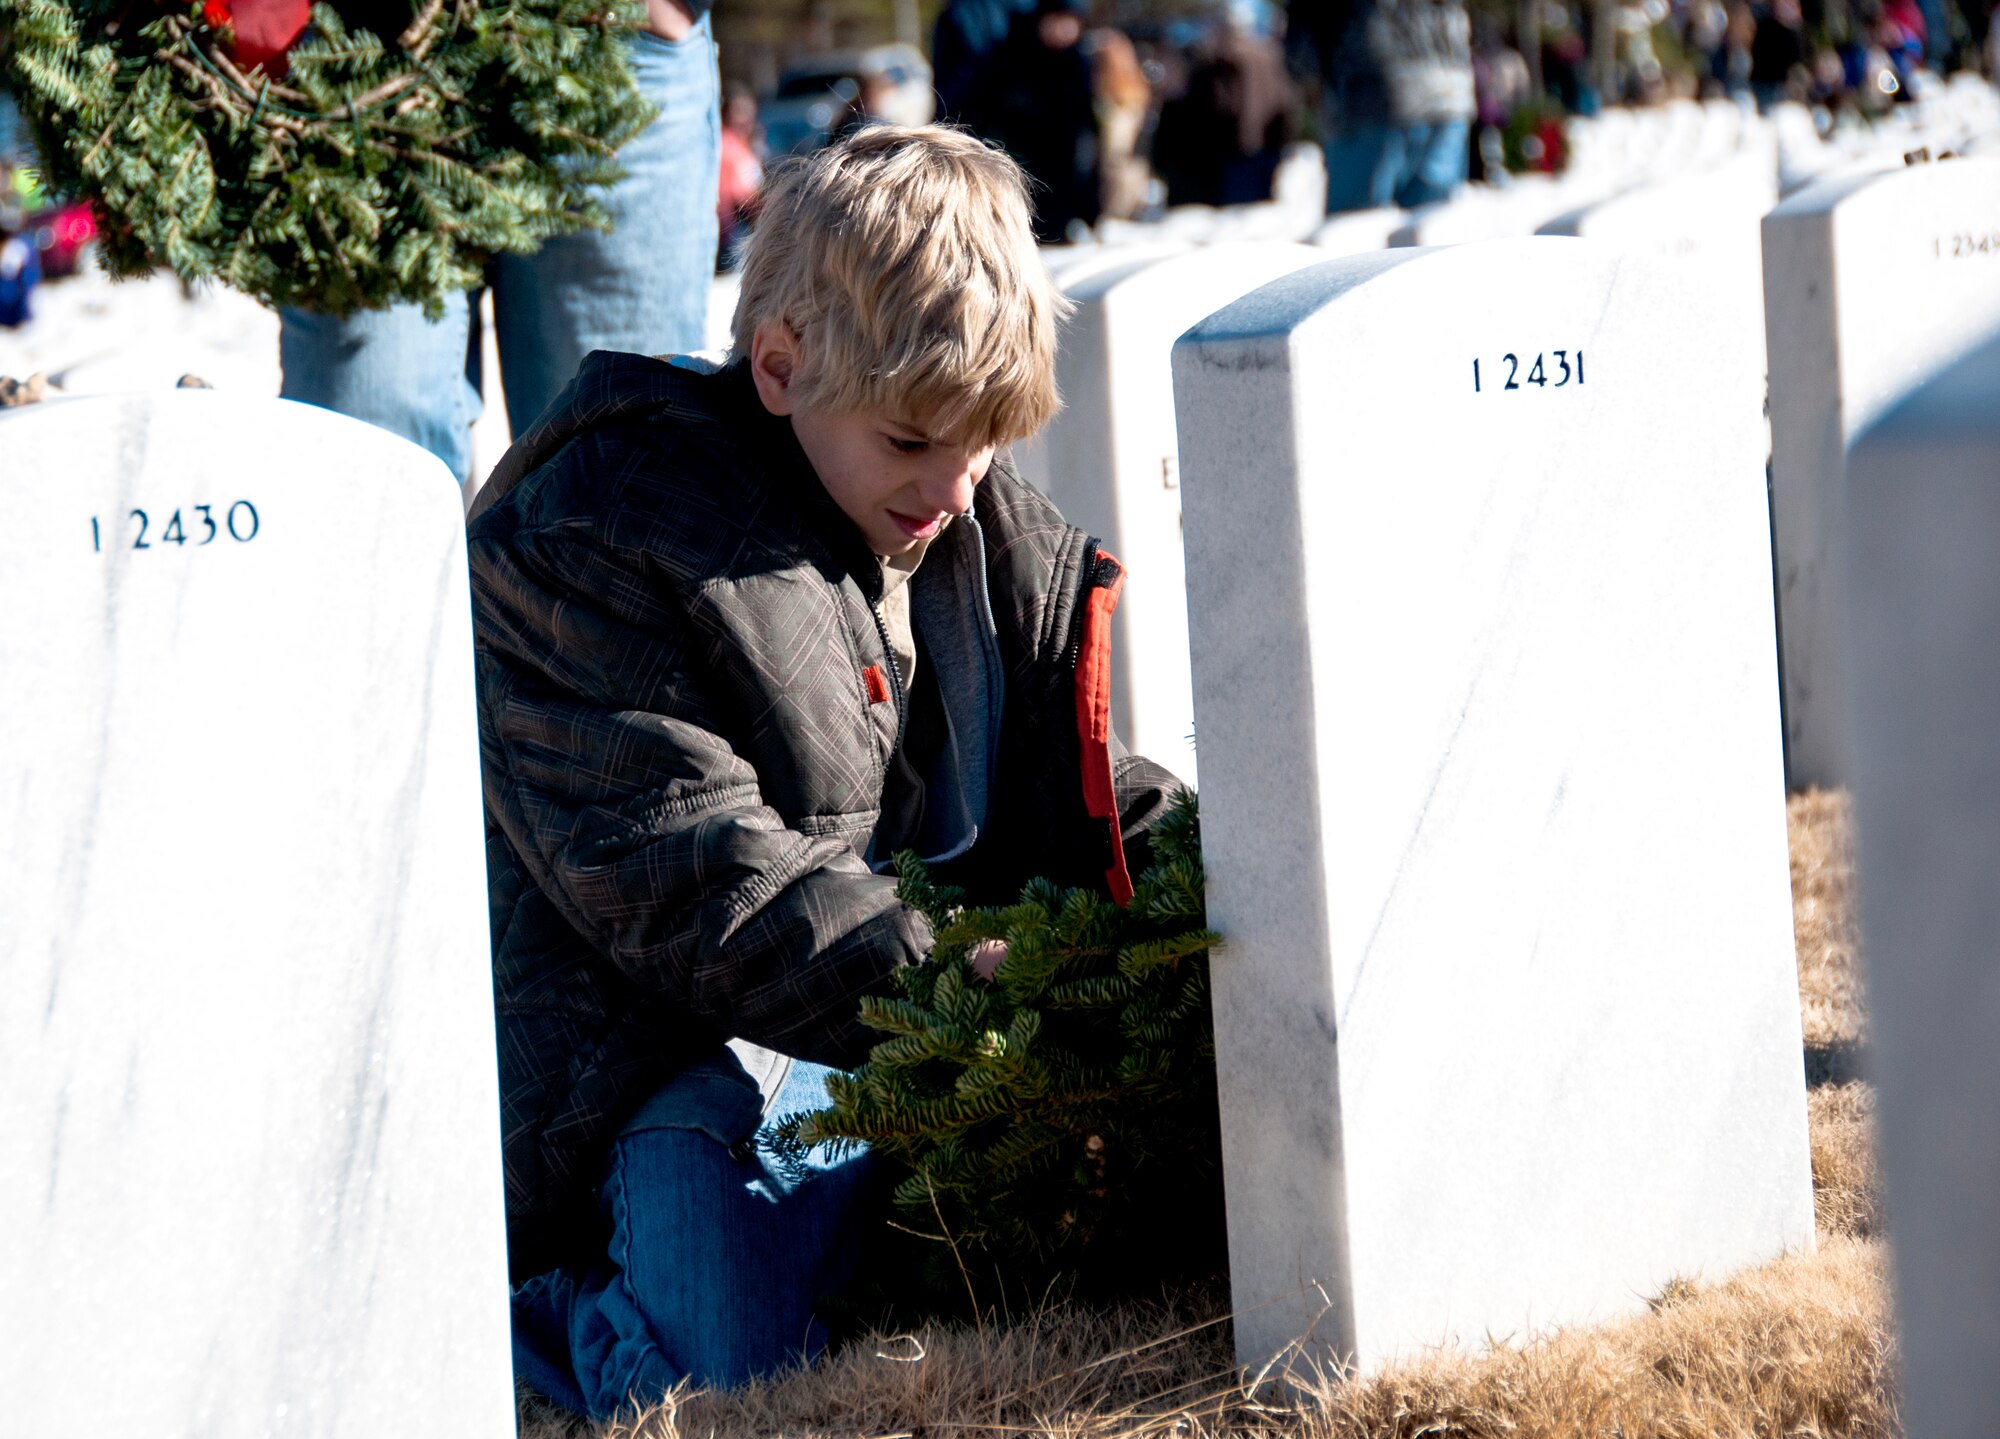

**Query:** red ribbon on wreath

left=200, top=0, right=312, bottom=74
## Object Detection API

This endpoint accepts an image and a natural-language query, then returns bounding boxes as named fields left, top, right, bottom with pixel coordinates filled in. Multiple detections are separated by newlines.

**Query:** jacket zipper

left=1061, top=537, right=1115, bottom=672
left=869, top=597, right=908, bottom=759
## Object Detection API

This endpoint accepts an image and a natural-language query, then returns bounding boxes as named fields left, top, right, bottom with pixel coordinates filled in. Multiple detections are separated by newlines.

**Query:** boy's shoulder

left=464, top=349, right=1096, bottom=615
left=468, top=351, right=822, bottom=588
left=973, top=453, right=1103, bottom=660
left=976, top=451, right=1086, bottom=588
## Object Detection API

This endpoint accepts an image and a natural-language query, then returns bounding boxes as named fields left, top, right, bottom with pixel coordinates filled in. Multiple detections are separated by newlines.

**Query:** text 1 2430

left=91, top=503, right=261, bottom=552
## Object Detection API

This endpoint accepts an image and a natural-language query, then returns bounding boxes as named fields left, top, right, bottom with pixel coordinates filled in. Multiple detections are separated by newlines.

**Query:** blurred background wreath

left=0, top=0, right=658, bottom=314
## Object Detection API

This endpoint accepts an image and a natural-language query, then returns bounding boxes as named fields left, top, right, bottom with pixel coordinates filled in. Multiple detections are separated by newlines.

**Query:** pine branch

left=777, top=790, right=1226, bottom=1302
left=0, top=0, right=655, bottom=312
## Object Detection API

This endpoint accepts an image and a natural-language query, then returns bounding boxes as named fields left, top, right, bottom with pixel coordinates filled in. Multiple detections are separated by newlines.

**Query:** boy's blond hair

left=731, top=125, right=1067, bottom=450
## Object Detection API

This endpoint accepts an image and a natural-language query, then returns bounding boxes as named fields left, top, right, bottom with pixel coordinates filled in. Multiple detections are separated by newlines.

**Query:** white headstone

left=1693, top=97, right=1745, bottom=166
left=1564, top=108, right=1636, bottom=186
left=1645, top=97, right=1713, bottom=178
left=1156, top=205, right=1225, bottom=243
left=1762, top=157, right=2000, bottom=786
left=1392, top=174, right=1582, bottom=247
left=1541, top=138, right=1778, bottom=367
left=1311, top=206, right=1408, bottom=257
left=1543, top=142, right=1777, bottom=256
left=1172, top=238, right=1814, bottom=1374
left=1011, top=242, right=1325, bottom=782
left=0, top=393, right=513, bottom=1436
left=1043, top=239, right=1191, bottom=292
left=1841, top=329, right=2000, bottom=1439
left=706, top=270, right=743, bottom=354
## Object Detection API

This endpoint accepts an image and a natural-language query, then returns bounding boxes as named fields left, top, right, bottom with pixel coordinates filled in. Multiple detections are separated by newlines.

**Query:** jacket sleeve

left=471, top=516, right=930, bottom=1070
left=1112, top=740, right=1189, bottom=880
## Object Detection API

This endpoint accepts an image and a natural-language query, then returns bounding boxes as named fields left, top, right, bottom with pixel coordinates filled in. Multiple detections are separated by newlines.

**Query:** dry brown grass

left=1810, top=1082, right=1880, bottom=1243
left=1791, top=788, right=1868, bottom=1052
left=520, top=793, right=1893, bottom=1439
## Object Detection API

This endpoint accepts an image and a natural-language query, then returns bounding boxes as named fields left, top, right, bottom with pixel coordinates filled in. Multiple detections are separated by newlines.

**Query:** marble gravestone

left=1172, top=238, right=1815, bottom=1375
left=1840, top=330, right=2000, bottom=1439
left=0, top=394, right=513, bottom=1436
left=1541, top=139, right=1779, bottom=369
left=1762, top=157, right=2000, bottom=787
left=1310, top=206, right=1408, bottom=258
left=1042, top=239, right=1190, bottom=293
left=1009, top=242, right=1325, bottom=782
left=1391, top=174, right=1582, bottom=247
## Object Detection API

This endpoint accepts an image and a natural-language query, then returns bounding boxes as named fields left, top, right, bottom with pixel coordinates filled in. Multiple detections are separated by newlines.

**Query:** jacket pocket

left=1064, top=540, right=1136, bottom=905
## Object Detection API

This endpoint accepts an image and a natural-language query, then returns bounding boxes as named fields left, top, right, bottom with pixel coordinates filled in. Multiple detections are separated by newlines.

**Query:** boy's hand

left=969, top=939, right=1007, bottom=982
left=645, top=0, right=694, bottom=40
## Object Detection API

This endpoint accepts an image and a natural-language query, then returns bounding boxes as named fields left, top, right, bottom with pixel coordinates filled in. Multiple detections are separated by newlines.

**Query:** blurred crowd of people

left=8, top=0, right=1994, bottom=398
left=717, top=0, right=1317, bottom=248
left=712, top=0, right=1997, bottom=253
left=1522, top=0, right=1994, bottom=115
left=12, top=0, right=1994, bottom=318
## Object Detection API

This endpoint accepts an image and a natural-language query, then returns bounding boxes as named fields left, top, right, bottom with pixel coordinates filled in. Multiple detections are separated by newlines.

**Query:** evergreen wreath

left=0, top=0, right=658, bottom=314
left=772, top=791, right=1229, bottom=1294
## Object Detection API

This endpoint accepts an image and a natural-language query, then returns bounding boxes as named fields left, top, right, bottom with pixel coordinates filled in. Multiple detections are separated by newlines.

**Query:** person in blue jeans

left=1289, top=0, right=1477, bottom=213
left=509, top=1051, right=883, bottom=1417
left=279, top=0, right=721, bottom=480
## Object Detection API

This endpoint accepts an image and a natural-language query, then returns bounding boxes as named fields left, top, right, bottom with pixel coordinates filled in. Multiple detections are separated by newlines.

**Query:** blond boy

left=468, top=126, right=1181, bottom=1418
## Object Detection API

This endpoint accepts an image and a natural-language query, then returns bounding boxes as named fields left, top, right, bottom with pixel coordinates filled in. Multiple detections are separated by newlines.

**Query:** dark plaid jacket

left=467, top=352, right=1183, bottom=1280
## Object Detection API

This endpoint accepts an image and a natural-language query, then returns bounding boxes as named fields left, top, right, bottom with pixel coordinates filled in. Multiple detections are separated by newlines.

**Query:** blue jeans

left=1324, top=119, right=1471, bottom=213
left=278, top=22, right=721, bottom=480
left=510, top=1052, right=880, bottom=1421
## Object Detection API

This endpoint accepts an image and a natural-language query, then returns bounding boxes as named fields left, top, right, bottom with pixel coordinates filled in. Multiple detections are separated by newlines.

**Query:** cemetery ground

left=520, top=789, right=1888, bottom=1439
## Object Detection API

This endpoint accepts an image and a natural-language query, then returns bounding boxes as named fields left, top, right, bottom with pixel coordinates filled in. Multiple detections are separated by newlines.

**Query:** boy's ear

left=750, top=320, right=800, bottom=417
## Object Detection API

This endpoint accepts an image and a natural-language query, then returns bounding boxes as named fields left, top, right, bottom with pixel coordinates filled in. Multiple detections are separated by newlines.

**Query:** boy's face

left=751, top=323, right=998, bottom=557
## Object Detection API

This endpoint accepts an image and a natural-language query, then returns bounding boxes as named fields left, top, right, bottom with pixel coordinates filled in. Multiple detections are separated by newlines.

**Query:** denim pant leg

left=277, top=291, right=480, bottom=481
left=511, top=1058, right=878, bottom=1422
left=1395, top=120, right=1471, bottom=209
left=490, top=20, right=722, bottom=437
left=1322, top=124, right=1405, bottom=213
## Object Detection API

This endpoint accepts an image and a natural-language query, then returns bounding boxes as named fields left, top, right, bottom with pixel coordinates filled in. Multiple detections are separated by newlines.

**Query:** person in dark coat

left=1749, top=0, right=1807, bottom=109
left=933, top=0, right=1038, bottom=125
left=469, top=125, right=1182, bottom=1421
left=974, top=0, right=1104, bottom=241
left=1153, top=12, right=1299, bottom=207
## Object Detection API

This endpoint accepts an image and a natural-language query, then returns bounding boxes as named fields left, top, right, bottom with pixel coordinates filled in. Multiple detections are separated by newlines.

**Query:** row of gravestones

left=1014, top=155, right=2000, bottom=795
left=1155, top=166, right=2000, bottom=1429
left=3, top=162, right=1998, bottom=1439
left=990, top=73, right=1993, bottom=784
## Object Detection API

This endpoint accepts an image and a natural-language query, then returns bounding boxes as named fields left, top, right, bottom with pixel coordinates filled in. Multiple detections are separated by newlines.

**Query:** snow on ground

left=0, top=267, right=518, bottom=496
left=0, top=266, right=282, bottom=397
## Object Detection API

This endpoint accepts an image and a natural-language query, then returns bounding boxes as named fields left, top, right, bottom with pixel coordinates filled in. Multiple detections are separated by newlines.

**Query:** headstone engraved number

left=90, top=501, right=259, bottom=552
left=1472, top=350, right=1584, bottom=392
left=1932, top=230, right=2000, bottom=258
